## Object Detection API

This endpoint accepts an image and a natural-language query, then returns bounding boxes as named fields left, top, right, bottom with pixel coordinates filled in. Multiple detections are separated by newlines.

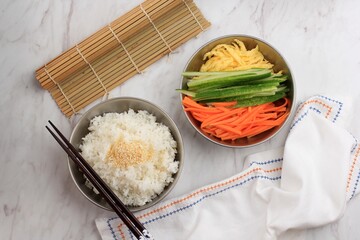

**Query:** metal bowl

left=180, top=35, right=296, bottom=148
left=68, top=97, right=184, bottom=212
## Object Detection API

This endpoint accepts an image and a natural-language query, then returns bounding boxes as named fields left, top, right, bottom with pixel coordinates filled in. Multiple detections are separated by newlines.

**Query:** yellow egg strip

left=200, top=39, right=273, bottom=72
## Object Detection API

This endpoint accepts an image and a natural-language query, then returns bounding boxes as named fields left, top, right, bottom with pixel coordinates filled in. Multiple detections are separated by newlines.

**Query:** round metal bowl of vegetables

left=179, top=35, right=296, bottom=148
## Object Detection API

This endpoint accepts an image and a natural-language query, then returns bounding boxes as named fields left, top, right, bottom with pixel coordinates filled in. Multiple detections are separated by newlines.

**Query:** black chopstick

left=46, top=121, right=154, bottom=240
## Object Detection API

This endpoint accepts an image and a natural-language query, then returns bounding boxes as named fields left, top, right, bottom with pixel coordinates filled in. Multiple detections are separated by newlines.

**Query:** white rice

left=79, top=109, right=179, bottom=206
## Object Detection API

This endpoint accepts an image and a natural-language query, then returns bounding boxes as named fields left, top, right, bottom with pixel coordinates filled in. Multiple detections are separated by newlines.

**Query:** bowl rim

left=68, top=96, right=184, bottom=212
left=180, top=34, right=297, bottom=148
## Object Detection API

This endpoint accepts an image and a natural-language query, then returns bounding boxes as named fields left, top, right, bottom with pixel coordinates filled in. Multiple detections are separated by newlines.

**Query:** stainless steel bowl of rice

left=68, top=97, right=184, bottom=212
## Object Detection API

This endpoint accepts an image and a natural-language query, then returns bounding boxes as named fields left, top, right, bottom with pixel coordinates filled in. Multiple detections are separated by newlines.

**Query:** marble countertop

left=1, top=0, right=360, bottom=239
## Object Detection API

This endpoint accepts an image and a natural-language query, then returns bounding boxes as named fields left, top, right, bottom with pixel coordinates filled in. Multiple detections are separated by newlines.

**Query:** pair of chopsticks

left=46, top=120, right=154, bottom=240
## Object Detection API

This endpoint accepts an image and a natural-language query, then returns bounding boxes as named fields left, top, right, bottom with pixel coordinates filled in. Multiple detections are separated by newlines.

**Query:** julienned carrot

left=208, top=101, right=237, bottom=107
left=201, top=107, right=247, bottom=128
left=182, top=96, right=290, bottom=141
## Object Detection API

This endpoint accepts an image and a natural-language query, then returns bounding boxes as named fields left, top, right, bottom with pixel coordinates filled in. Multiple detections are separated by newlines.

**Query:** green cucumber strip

left=186, top=69, right=272, bottom=89
left=275, top=85, right=289, bottom=93
left=200, top=93, right=275, bottom=104
left=188, top=76, right=287, bottom=91
left=202, top=90, right=278, bottom=103
left=193, top=82, right=279, bottom=101
left=234, top=92, right=286, bottom=108
left=176, top=89, right=196, bottom=97
left=242, top=76, right=287, bottom=85
left=201, top=86, right=288, bottom=103
left=187, top=69, right=271, bottom=87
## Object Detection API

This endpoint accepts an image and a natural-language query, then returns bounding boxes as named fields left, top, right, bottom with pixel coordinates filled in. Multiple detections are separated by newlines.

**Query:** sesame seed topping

left=106, top=136, right=154, bottom=168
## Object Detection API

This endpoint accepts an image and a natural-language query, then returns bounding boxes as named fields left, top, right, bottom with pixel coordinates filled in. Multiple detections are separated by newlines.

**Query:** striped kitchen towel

left=96, top=95, right=360, bottom=240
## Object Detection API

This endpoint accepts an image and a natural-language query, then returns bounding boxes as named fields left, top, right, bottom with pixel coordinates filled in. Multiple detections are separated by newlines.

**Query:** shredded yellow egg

left=200, top=39, right=273, bottom=72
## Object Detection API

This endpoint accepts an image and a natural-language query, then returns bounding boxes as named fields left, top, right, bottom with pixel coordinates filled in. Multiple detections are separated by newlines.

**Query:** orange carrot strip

left=215, top=128, right=226, bottom=136
left=192, top=112, right=208, bottom=122
left=233, top=104, right=265, bottom=125
left=271, top=111, right=290, bottom=125
left=182, top=97, right=208, bottom=109
left=216, top=106, right=232, bottom=112
left=263, top=106, right=287, bottom=113
left=184, top=107, right=223, bottom=113
left=215, top=124, right=243, bottom=135
left=263, top=98, right=289, bottom=111
left=209, top=101, right=237, bottom=108
left=202, top=107, right=247, bottom=127
left=245, top=125, right=276, bottom=138
left=255, top=113, right=278, bottom=119
left=209, top=115, right=241, bottom=126
left=183, top=97, right=290, bottom=140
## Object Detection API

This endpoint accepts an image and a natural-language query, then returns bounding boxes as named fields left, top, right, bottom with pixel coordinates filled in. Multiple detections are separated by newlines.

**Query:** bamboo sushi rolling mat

left=35, top=0, right=210, bottom=118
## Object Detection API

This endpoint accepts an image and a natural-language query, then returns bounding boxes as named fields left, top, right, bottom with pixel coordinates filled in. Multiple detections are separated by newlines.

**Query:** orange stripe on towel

left=296, top=99, right=333, bottom=119
left=116, top=166, right=282, bottom=238
left=346, top=145, right=360, bottom=191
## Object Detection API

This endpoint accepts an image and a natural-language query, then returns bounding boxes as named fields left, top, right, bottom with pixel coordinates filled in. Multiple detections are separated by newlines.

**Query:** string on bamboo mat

left=35, top=0, right=210, bottom=118
left=140, top=3, right=173, bottom=53
left=75, top=44, right=109, bottom=99
left=43, top=65, right=77, bottom=115
left=108, top=25, right=142, bottom=74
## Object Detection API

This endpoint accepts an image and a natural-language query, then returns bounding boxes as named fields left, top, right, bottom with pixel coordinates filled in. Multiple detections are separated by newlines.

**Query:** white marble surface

left=1, top=0, right=360, bottom=239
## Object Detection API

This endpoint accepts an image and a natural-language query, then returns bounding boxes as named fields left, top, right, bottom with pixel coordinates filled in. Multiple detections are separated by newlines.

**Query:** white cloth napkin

left=96, top=95, right=360, bottom=240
